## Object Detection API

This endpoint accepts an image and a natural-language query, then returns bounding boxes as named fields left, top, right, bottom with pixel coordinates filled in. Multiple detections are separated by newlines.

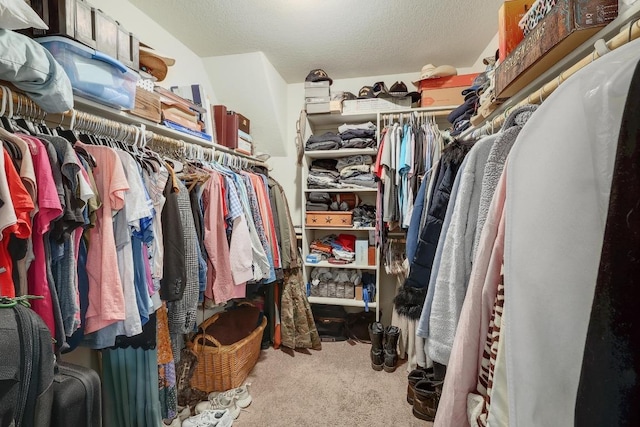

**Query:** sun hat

left=139, top=44, right=175, bottom=82
left=412, top=64, right=457, bottom=86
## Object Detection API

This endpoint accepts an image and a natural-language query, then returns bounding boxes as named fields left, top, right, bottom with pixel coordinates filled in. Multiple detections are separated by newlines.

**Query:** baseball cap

left=305, top=69, right=333, bottom=85
left=358, top=86, right=376, bottom=99
left=378, top=81, right=420, bottom=103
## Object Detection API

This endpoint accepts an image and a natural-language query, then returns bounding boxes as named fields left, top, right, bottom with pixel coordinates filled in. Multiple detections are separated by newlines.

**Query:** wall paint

left=202, top=52, right=289, bottom=156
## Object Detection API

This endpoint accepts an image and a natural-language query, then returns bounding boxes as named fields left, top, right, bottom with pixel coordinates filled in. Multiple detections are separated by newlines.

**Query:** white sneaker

left=195, top=393, right=240, bottom=419
left=178, top=406, right=191, bottom=421
left=161, top=416, right=182, bottom=427
left=209, top=384, right=252, bottom=409
left=182, top=409, right=233, bottom=427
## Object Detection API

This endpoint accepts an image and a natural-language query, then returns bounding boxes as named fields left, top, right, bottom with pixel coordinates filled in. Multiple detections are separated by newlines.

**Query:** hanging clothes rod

left=462, top=16, right=640, bottom=140
left=0, top=85, right=268, bottom=167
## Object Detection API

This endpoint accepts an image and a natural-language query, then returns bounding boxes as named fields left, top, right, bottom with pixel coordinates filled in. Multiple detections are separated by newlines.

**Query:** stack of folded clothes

left=309, top=233, right=357, bottom=263
left=338, top=121, right=377, bottom=149
left=309, top=267, right=361, bottom=299
left=305, top=132, right=341, bottom=150
left=337, top=155, right=376, bottom=188
left=307, top=158, right=341, bottom=189
left=447, top=72, right=489, bottom=137
left=305, top=122, right=377, bottom=151
left=352, top=204, right=376, bottom=228
left=306, top=192, right=357, bottom=212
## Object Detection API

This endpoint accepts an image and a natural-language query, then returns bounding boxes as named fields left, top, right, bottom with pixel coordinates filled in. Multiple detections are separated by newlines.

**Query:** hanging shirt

left=76, top=142, right=129, bottom=334
left=0, top=148, right=34, bottom=297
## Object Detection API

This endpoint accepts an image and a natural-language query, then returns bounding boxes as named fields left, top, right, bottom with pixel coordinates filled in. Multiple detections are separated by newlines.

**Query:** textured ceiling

left=130, top=0, right=503, bottom=83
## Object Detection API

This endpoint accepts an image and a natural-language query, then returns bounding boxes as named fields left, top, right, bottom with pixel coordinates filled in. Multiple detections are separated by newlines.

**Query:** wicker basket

left=188, top=314, right=267, bottom=393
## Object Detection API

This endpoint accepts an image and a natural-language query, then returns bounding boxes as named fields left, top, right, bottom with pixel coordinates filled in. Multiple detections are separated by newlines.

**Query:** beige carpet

left=232, top=341, right=433, bottom=426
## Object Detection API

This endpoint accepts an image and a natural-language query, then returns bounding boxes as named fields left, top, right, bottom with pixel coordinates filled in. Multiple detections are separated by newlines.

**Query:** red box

left=499, top=0, right=535, bottom=62
left=418, top=73, right=480, bottom=91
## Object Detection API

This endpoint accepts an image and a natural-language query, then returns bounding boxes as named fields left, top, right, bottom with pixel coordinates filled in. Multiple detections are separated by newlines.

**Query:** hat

left=412, top=64, right=457, bottom=86
left=305, top=69, right=333, bottom=85
left=378, top=81, right=421, bottom=103
left=139, top=45, right=175, bottom=82
left=342, top=91, right=357, bottom=101
left=358, top=86, right=376, bottom=99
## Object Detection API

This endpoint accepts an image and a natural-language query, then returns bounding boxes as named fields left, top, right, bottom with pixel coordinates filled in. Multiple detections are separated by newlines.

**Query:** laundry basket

left=188, top=312, right=267, bottom=393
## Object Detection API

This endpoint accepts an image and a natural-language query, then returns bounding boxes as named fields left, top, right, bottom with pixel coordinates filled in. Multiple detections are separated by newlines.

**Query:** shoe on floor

left=182, top=409, right=233, bottom=427
left=412, top=379, right=443, bottom=421
left=178, top=406, right=192, bottom=421
left=162, top=416, right=182, bottom=427
left=407, top=368, right=435, bottom=405
left=195, top=393, right=240, bottom=419
left=218, top=383, right=252, bottom=409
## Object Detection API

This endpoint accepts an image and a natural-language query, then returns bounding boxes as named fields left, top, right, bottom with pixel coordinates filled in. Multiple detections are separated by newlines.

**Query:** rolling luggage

left=0, top=300, right=55, bottom=427
left=51, top=362, right=102, bottom=427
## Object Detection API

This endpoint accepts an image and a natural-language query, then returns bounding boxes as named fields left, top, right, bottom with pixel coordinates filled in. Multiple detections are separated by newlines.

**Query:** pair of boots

left=368, top=322, right=400, bottom=372
left=407, top=367, right=443, bottom=421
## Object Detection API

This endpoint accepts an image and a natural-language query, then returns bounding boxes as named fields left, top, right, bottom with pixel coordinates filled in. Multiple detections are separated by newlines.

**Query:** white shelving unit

left=302, top=106, right=455, bottom=321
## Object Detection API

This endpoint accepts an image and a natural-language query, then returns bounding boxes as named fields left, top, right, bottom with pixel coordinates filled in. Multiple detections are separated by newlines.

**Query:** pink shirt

left=203, top=171, right=235, bottom=304
left=77, top=142, right=129, bottom=334
left=434, top=169, right=507, bottom=427
left=25, top=136, right=63, bottom=334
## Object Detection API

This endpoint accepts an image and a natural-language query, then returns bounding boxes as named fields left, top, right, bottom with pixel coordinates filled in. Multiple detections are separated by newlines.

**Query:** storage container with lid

left=37, top=36, right=138, bottom=109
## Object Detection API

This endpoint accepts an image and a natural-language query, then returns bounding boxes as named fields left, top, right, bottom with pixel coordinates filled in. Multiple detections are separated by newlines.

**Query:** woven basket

left=188, top=313, right=266, bottom=393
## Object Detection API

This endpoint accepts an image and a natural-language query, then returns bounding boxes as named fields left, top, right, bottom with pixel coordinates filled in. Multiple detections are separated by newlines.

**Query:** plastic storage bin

left=37, top=36, right=138, bottom=109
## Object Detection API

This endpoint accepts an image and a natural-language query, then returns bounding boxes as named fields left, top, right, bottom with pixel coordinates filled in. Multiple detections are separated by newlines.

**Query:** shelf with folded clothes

left=304, top=148, right=378, bottom=159
left=307, top=297, right=378, bottom=308
left=304, top=260, right=377, bottom=271
left=304, top=188, right=378, bottom=193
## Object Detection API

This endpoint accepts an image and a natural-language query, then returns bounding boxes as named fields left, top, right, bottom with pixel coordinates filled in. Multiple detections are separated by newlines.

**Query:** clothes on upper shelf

left=305, top=121, right=377, bottom=151
left=307, top=155, right=376, bottom=189
left=309, top=233, right=357, bottom=263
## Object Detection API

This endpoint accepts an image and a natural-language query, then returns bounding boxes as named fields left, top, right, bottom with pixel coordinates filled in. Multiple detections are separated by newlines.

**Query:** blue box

left=37, top=36, right=138, bottom=110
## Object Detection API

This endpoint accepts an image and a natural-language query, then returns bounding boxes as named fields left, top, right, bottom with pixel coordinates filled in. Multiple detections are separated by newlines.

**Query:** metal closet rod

left=0, top=86, right=267, bottom=167
left=462, top=16, right=640, bottom=140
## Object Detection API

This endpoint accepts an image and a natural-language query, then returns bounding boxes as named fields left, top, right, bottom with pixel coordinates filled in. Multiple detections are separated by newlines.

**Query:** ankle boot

left=383, top=326, right=400, bottom=372
left=407, top=367, right=434, bottom=404
left=368, top=322, right=384, bottom=371
left=412, top=379, right=443, bottom=421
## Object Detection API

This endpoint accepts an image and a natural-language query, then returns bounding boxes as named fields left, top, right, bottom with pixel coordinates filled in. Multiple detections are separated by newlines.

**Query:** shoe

left=162, top=416, right=182, bottom=427
left=182, top=409, right=233, bottom=427
left=178, top=406, right=192, bottom=421
left=407, top=367, right=435, bottom=404
left=368, top=322, right=384, bottom=371
left=412, top=379, right=442, bottom=421
left=383, top=326, right=400, bottom=373
left=226, top=383, right=252, bottom=409
left=195, top=393, right=240, bottom=419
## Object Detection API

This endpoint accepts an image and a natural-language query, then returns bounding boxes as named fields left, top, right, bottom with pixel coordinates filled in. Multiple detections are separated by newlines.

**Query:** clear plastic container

left=37, top=36, right=138, bottom=109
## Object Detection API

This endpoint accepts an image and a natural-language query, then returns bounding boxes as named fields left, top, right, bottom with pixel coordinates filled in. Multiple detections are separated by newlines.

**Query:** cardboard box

left=355, top=285, right=363, bottom=301
left=305, top=211, right=353, bottom=227
left=418, top=73, right=480, bottom=91
left=127, top=87, right=161, bottom=123
left=420, top=87, right=465, bottom=108
left=368, top=247, right=376, bottom=266
left=306, top=102, right=331, bottom=114
left=330, top=100, right=343, bottom=113
left=342, top=97, right=411, bottom=113
left=237, top=113, right=250, bottom=135
left=236, top=137, right=252, bottom=155
left=499, top=0, right=535, bottom=62
left=495, top=0, right=618, bottom=100
left=305, top=87, right=331, bottom=98
left=304, top=81, right=330, bottom=88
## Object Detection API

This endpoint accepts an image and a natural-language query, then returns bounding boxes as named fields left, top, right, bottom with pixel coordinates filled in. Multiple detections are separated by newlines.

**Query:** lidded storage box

left=38, top=36, right=138, bottom=109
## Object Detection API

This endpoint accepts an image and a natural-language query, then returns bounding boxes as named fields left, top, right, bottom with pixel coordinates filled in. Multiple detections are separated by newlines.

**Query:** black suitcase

left=0, top=301, right=55, bottom=427
left=51, top=362, right=102, bottom=427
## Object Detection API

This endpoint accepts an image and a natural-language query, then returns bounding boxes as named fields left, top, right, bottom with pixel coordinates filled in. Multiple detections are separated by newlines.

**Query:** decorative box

left=127, top=86, right=161, bottom=123
left=305, top=211, right=353, bottom=228
left=495, top=0, right=618, bottom=100
left=499, top=0, right=536, bottom=62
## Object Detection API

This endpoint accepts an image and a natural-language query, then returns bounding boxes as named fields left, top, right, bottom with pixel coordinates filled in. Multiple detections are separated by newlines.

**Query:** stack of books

left=155, top=86, right=211, bottom=141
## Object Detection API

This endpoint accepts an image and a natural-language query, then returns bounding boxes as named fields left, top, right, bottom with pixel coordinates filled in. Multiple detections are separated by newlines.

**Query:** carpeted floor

left=232, top=341, right=433, bottom=426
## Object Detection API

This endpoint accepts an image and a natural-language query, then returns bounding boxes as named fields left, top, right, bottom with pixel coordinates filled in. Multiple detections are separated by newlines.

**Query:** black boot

left=368, top=322, right=384, bottom=371
left=383, top=326, right=400, bottom=372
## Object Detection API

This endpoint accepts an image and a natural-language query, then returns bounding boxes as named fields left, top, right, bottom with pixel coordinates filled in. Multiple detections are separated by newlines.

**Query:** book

left=162, top=110, right=202, bottom=132
left=162, top=120, right=212, bottom=142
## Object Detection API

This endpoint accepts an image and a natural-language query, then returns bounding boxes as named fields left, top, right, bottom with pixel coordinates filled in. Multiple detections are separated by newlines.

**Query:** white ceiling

left=130, top=0, right=502, bottom=83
